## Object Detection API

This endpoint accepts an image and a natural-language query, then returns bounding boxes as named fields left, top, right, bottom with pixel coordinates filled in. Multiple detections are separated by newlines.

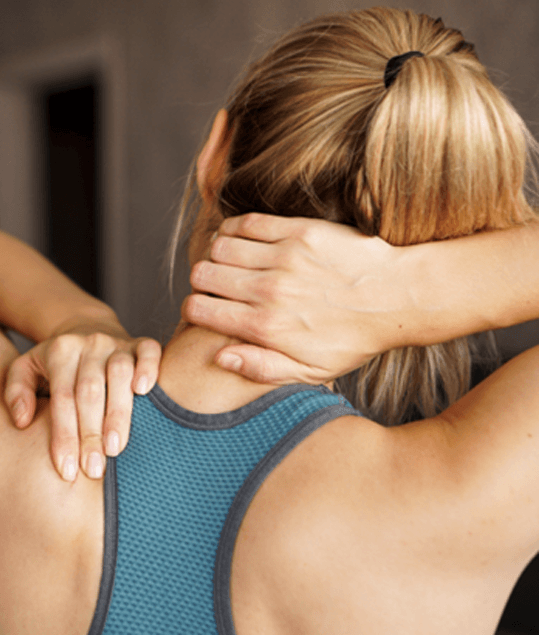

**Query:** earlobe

left=196, top=109, right=231, bottom=202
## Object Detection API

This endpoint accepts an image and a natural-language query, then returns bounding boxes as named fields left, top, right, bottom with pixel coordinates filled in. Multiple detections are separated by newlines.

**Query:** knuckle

left=241, top=212, right=263, bottom=234
left=137, top=338, right=161, bottom=357
left=182, top=294, right=196, bottom=321
left=52, top=387, right=75, bottom=408
left=276, top=248, right=300, bottom=271
left=258, top=276, right=275, bottom=301
left=296, top=222, right=319, bottom=245
left=190, top=260, right=208, bottom=286
left=260, top=273, right=288, bottom=302
left=251, top=355, right=274, bottom=384
left=210, top=235, right=227, bottom=261
left=108, top=354, right=134, bottom=380
left=85, top=332, right=113, bottom=351
left=219, top=216, right=234, bottom=234
left=49, top=333, right=82, bottom=358
left=80, top=434, right=105, bottom=457
left=81, top=432, right=104, bottom=445
left=76, top=377, right=104, bottom=403
left=182, top=294, right=204, bottom=323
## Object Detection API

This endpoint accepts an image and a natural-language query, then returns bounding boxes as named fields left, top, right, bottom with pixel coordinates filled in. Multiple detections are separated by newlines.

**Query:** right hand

left=183, top=213, right=411, bottom=385
left=4, top=330, right=161, bottom=481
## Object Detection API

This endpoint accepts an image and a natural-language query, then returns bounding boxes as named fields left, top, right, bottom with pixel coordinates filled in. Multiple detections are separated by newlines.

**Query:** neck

left=157, top=322, right=278, bottom=413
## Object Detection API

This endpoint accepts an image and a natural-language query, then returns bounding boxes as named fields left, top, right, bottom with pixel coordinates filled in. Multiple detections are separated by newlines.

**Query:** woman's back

left=104, top=333, right=539, bottom=635
left=3, top=326, right=539, bottom=634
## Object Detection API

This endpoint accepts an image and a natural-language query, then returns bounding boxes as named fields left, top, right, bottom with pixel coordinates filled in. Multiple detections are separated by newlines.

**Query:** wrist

left=340, top=239, right=424, bottom=355
left=49, top=303, right=129, bottom=341
left=374, top=240, right=472, bottom=351
left=394, top=241, right=443, bottom=346
left=392, top=235, right=508, bottom=348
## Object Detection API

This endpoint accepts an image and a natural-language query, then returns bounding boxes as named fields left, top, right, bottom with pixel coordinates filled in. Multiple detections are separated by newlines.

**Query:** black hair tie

left=384, top=51, right=425, bottom=89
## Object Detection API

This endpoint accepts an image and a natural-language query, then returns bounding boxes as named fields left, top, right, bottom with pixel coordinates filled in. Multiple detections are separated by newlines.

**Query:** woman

left=2, top=8, right=539, bottom=634
left=0, top=230, right=161, bottom=479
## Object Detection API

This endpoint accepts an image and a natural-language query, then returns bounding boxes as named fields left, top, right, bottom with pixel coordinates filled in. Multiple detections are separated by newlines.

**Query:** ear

left=196, top=109, right=231, bottom=203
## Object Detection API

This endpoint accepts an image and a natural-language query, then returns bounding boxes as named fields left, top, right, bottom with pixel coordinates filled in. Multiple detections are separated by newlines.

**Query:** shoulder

left=230, top=411, right=521, bottom=634
left=230, top=413, right=396, bottom=632
left=0, top=395, right=103, bottom=634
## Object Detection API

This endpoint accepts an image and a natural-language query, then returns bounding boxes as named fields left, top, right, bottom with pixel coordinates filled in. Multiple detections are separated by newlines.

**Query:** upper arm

left=389, top=344, right=539, bottom=562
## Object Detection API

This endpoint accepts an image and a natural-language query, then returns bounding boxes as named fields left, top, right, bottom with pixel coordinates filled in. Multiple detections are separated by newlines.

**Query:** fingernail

left=62, top=456, right=77, bottom=482
left=87, top=452, right=104, bottom=479
left=218, top=353, right=242, bottom=372
left=136, top=376, right=149, bottom=394
left=106, top=431, right=120, bottom=456
left=11, top=398, right=26, bottom=425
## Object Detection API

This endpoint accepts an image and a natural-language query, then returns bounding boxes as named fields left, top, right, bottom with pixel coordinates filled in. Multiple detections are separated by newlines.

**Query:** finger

left=182, top=294, right=273, bottom=346
left=190, top=260, right=264, bottom=301
left=214, top=344, right=327, bottom=385
left=104, top=350, right=135, bottom=456
left=210, top=235, right=278, bottom=268
left=48, top=350, right=83, bottom=482
left=4, top=353, right=39, bottom=429
left=132, top=338, right=162, bottom=395
left=75, top=352, right=107, bottom=479
left=219, top=213, right=304, bottom=243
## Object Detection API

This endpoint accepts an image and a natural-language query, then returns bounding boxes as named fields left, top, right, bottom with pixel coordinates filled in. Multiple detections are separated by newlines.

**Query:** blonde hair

left=173, top=7, right=538, bottom=425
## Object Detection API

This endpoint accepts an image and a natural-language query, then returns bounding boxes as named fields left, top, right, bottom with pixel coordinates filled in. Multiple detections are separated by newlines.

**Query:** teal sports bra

left=87, top=383, right=355, bottom=634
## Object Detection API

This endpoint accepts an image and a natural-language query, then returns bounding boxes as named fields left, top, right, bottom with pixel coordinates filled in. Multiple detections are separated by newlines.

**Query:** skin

left=0, top=231, right=161, bottom=480
left=2, top=111, right=539, bottom=634
left=0, top=334, right=104, bottom=635
left=184, top=213, right=539, bottom=385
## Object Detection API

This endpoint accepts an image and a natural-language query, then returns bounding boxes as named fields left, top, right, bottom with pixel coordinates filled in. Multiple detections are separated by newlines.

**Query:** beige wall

left=0, top=0, right=538, bottom=352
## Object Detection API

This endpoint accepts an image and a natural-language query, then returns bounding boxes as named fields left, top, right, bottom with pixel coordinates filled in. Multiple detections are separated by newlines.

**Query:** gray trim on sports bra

left=147, top=383, right=337, bottom=430
left=87, top=457, right=119, bottom=635
left=213, top=402, right=356, bottom=635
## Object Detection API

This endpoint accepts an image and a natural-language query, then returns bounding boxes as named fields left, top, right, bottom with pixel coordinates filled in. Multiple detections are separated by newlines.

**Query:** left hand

left=183, top=213, right=404, bottom=384
left=4, top=329, right=161, bottom=481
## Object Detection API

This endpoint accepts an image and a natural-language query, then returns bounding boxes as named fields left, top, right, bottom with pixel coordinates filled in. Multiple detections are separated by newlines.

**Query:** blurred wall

left=0, top=0, right=538, bottom=351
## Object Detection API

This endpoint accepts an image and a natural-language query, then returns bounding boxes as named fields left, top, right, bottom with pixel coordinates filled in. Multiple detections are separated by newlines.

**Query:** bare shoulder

left=230, top=412, right=521, bottom=635
left=230, top=414, right=395, bottom=633
left=0, top=383, right=103, bottom=633
left=0, top=397, right=103, bottom=541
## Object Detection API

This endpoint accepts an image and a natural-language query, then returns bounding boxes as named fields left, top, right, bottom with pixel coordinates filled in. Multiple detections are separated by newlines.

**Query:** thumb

left=214, top=344, right=325, bottom=385
left=4, top=351, right=40, bottom=428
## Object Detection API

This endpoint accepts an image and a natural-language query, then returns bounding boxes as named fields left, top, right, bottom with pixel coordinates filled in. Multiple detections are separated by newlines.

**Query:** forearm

left=395, top=220, right=539, bottom=348
left=0, top=231, right=126, bottom=342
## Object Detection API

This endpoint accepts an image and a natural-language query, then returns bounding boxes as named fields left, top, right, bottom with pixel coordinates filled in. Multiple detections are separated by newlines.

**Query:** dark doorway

left=41, top=76, right=102, bottom=298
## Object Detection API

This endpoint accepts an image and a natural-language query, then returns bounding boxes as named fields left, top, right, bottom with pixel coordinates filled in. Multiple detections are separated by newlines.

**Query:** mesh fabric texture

left=100, top=384, right=350, bottom=634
